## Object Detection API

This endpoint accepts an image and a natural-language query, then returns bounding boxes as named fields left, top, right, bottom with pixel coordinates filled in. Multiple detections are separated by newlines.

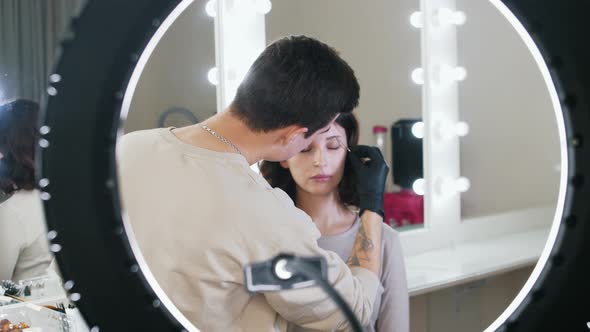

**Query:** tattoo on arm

left=347, top=222, right=375, bottom=267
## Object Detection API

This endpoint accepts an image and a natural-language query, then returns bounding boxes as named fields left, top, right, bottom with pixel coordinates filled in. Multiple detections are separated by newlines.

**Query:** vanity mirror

left=33, top=0, right=590, bottom=331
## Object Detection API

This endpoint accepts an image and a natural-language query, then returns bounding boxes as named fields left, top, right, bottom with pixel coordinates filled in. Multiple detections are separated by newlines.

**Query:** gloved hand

left=346, top=145, right=389, bottom=218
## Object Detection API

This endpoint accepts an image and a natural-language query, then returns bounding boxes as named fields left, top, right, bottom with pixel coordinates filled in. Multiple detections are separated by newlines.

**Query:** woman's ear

left=280, top=160, right=289, bottom=169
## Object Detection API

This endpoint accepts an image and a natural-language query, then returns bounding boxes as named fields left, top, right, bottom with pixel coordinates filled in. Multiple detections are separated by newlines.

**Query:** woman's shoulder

left=0, top=190, right=41, bottom=215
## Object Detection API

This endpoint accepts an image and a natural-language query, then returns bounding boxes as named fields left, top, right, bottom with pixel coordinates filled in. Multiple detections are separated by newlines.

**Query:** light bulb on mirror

left=455, top=177, right=471, bottom=192
left=410, top=11, right=423, bottom=28
left=453, top=67, right=467, bottom=81
left=411, top=68, right=424, bottom=85
left=437, top=65, right=467, bottom=84
left=205, top=0, right=217, bottom=17
left=254, top=0, right=272, bottom=14
left=411, top=121, right=425, bottom=139
left=412, top=178, right=425, bottom=196
left=455, top=121, right=470, bottom=136
left=438, top=176, right=471, bottom=196
left=437, top=121, right=470, bottom=139
left=434, top=8, right=467, bottom=26
left=207, top=67, right=219, bottom=85
left=453, top=11, right=467, bottom=25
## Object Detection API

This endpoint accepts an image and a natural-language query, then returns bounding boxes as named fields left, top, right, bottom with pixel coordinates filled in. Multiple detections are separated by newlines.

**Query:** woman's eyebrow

left=331, top=136, right=351, bottom=152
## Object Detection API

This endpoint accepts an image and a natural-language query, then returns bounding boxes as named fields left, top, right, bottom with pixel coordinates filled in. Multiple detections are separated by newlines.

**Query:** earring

left=313, top=160, right=320, bottom=166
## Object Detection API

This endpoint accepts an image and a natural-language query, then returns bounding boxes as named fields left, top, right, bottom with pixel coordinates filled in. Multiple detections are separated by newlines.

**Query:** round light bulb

left=436, top=8, right=454, bottom=26
left=207, top=67, right=219, bottom=85
left=49, top=74, right=62, bottom=83
left=455, top=177, right=471, bottom=192
left=453, top=11, right=467, bottom=25
left=439, top=178, right=455, bottom=196
left=411, top=122, right=425, bottom=139
left=435, top=8, right=465, bottom=26
left=410, top=11, right=423, bottom=28
left=454, top=67, right=467, bottom=81
left=437, top=121, right=454, bottom=139
left=455, top=122, right=470, bottom=136
left=411, top=68, right=424, bottom=85
left=50, top=243, right=62, bottom=252
left=205, top=0, right=217, bottom=17
left=412, top=178, right=425, bottom=196
left=254, top=0, right=272, bottom=14
left=439, top=176, right=470, bottom=196
left=438, top=66, right=467, bottom=83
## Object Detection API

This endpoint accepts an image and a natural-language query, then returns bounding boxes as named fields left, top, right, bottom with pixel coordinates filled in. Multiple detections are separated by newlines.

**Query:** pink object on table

left=383, top=190, right=424, bottom=227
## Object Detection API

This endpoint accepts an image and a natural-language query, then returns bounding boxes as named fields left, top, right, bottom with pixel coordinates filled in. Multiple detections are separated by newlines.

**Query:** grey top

left=289, top=217, right=410, bottom=332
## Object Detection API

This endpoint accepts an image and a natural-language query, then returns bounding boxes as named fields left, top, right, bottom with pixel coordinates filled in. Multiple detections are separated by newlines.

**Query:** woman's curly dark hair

left=260, top=112, right=360, bottom=207
left=0, top=99, right=40, bottom=194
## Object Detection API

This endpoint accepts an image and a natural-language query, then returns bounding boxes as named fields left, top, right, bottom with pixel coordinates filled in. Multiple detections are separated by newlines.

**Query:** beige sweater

left=0, top=190, right=52, bottom=281
left=118, top=128, right=382, bottom=331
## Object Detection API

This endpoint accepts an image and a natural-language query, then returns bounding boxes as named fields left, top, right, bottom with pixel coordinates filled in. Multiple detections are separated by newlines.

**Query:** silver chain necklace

left=201, top=124, right=242, bottom=155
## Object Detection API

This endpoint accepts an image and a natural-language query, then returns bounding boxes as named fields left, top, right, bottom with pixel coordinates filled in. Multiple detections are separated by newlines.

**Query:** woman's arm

left=347, top=210, right=383, bottom=275
left=345, top=145, right=389, bottom=276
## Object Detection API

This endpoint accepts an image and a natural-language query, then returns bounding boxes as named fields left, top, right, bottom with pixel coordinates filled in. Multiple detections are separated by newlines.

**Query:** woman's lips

left=311, top=175, right=332, bottom=182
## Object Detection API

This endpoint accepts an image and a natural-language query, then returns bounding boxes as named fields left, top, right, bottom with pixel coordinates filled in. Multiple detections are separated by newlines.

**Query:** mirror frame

left=39, top=0, right=589, bottom=331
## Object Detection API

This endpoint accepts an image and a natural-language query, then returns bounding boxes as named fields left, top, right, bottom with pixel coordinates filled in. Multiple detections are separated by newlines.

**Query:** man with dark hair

left=119, top=35, right=389, bottom=331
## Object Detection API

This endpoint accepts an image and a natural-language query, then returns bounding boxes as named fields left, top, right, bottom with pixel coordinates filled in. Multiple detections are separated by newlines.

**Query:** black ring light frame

left=38, top=0, right=589, bottom=331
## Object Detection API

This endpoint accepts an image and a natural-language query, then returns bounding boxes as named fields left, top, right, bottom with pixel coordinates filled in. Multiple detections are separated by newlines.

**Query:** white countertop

left=405, top=226, right=550, bottom=296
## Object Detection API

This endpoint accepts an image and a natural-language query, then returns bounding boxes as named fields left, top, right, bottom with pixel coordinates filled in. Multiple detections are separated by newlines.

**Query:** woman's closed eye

left=327, top=137, right=345, bottom=150
left=327, top=141, right=341, bottom=150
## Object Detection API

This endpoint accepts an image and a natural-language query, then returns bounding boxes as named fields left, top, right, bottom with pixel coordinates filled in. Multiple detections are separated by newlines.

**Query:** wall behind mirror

left=123, top=1, right=216, bottom=133
left=456, top=0, right=560, bottom=220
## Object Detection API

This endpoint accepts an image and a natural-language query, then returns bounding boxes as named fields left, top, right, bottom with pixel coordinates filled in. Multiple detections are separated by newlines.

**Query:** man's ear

left=280, top=125, right=309, bottom=145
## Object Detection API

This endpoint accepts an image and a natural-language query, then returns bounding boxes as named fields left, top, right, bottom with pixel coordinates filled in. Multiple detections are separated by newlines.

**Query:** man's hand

left=347, top=145, right=389, bottom=218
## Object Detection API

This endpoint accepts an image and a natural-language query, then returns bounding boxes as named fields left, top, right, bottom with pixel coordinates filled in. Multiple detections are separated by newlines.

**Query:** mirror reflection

left=0, top=0, right=564, bottom=331
left=0, top=1, right=89, bottom=330
left=120, top=33, right=402, bottom=332
left=119, top=0, right=564, bottom=331
left=119, top=1, right=561, bottom=331
left=120, top=0, right=418, bottom=331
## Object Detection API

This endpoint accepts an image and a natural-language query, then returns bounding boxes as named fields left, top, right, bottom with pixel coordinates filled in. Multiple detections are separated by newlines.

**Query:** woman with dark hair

left=260, top=113, right=409, bottom=332
left=0, top=99, right=53, bottom=281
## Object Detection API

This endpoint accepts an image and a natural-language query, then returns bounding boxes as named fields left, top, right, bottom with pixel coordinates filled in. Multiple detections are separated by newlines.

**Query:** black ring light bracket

left=39, top=0, right=590, bottom=331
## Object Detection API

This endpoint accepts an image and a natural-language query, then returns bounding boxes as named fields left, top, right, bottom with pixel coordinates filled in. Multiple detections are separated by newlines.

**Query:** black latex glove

left=347, top=145, right=389, bottom=218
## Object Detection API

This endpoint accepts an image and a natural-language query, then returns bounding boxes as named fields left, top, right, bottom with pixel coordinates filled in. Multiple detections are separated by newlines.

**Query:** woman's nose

left=313, top=149, right=327, bottom=167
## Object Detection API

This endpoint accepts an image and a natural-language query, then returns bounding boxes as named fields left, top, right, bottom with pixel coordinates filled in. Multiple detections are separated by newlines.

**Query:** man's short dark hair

left=230, top=35, right=360, bottom=137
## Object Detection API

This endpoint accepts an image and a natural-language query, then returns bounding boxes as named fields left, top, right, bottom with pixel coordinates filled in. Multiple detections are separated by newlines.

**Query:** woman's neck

left=296, top=189, right=357, bottom=236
